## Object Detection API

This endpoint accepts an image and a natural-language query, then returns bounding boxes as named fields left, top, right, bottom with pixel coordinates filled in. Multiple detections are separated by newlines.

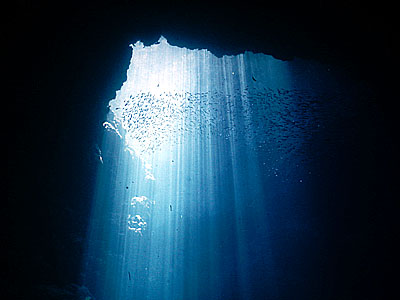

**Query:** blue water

left=82, top=38, right=368, bottom=300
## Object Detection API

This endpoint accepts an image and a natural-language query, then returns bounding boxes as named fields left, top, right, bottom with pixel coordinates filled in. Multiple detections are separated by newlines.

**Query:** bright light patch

left=109, top=37, right=193, bottom=161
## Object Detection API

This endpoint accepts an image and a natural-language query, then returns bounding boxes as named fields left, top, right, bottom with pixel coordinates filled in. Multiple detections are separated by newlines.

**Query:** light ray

left=83, top=36, right=342, bottom=300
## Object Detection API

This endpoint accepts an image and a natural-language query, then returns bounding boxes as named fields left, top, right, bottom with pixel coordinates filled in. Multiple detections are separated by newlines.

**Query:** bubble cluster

left=127, top=195, right=155, bottom=235
left=127, top=214, right=147, bottom=235
left=131, top=196, right=155, bottom=209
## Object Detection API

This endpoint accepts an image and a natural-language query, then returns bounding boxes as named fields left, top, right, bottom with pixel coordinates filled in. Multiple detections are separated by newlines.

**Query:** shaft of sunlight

left=82, top=36, right=339, bottom=300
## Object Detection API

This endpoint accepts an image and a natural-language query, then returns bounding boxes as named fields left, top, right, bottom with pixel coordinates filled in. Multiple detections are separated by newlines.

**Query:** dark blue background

left=7, top=1, right=396, bottom=299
